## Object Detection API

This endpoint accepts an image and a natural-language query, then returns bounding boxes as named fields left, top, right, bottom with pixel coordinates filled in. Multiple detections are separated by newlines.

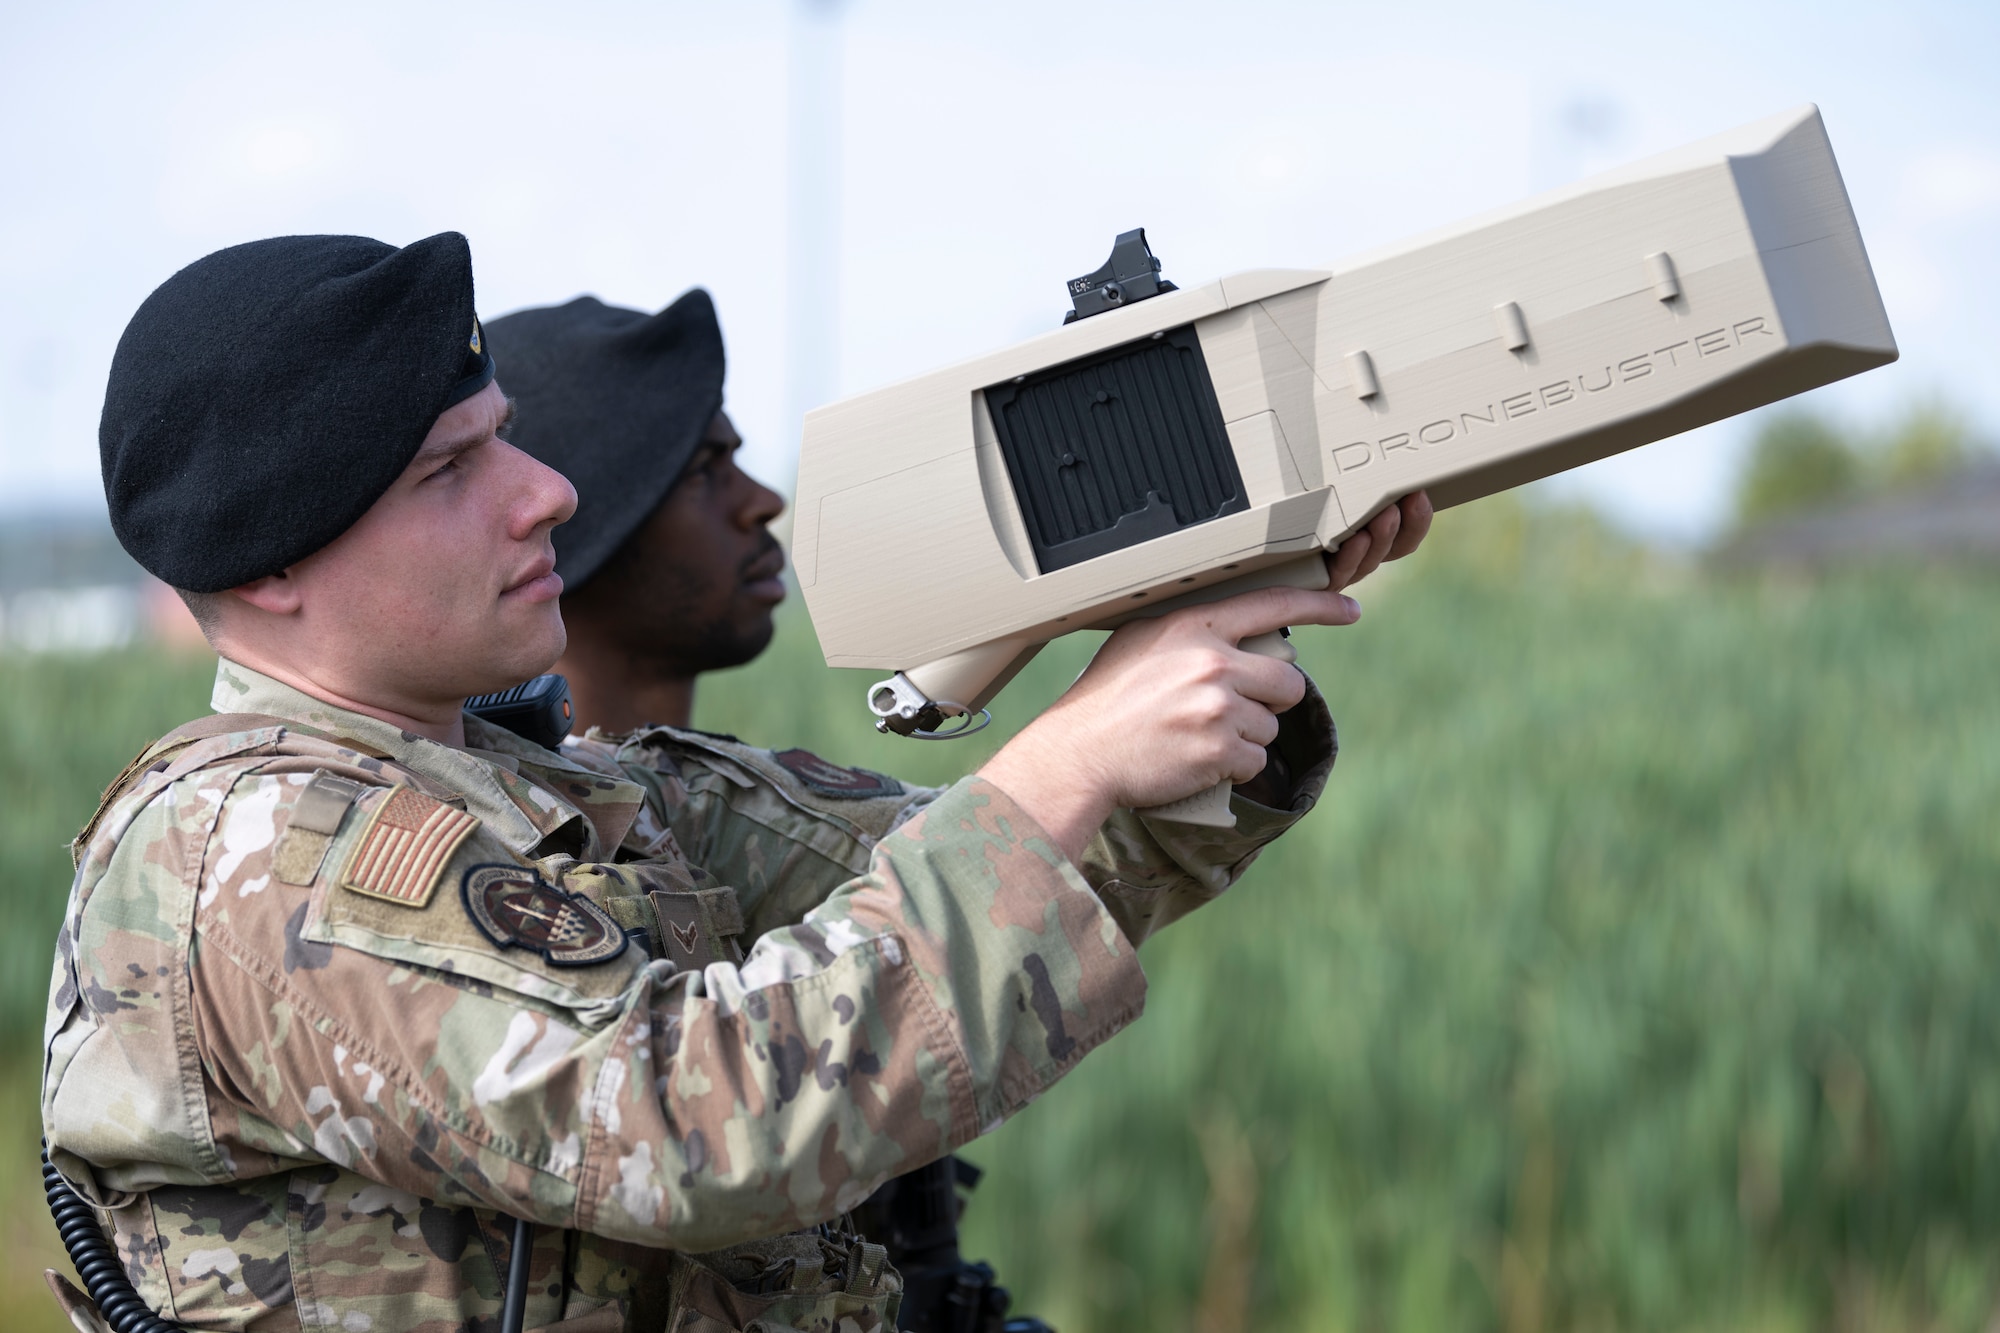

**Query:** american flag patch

left=339, top=786, right=480, bottom=908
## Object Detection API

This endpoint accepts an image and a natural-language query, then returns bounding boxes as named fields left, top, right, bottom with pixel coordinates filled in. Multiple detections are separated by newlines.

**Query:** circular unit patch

left=461, top=864, right=628, bottom=968
left=771, top=748, right=903, bottom=800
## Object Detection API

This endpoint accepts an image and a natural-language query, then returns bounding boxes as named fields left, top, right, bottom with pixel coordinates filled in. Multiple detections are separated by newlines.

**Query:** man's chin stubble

left=655, top=616, right=775, bottom=677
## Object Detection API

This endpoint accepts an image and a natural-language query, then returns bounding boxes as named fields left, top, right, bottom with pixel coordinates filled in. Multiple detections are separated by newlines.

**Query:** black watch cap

left=484, top=290, right=725, bottom=590
left=100, top=231, right=495, bottom=593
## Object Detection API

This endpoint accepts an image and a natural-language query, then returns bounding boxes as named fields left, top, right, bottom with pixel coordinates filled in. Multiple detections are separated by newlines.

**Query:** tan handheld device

left=793, top=105, right=1897, bottom=821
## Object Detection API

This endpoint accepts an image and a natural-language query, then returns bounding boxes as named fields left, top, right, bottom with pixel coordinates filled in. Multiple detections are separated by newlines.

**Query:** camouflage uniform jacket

left=42, top=659, right=1335, bottom=1332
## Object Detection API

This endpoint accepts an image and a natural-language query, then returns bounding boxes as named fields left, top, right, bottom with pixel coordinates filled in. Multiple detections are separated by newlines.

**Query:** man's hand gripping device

left=794, top=106, right=1897, bottom=823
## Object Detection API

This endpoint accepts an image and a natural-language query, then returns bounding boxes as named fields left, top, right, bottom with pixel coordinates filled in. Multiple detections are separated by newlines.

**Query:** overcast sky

left=3, top=0, right=1995, bottom=541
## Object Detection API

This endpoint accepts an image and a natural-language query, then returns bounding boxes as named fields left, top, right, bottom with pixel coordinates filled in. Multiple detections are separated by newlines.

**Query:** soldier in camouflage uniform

left=43, top=232, right=1425, bottom=1333
left=480, top=292, right=1431, bottom=1332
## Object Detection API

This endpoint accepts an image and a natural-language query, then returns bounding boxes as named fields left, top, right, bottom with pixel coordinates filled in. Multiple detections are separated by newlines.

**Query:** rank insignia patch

left=772, top=748, right=904, bottom=800
left=339, top=786, right=480, bottom=907
left=461, top=864, right=628, bottom=968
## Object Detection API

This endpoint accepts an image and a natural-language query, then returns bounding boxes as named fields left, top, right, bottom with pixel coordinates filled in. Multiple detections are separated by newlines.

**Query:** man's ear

left=230, top=570, right=304, bottom=615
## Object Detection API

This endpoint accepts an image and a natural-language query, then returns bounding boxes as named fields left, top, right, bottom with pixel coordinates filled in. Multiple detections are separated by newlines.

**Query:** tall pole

left=786, top=0, right=847, bottom=482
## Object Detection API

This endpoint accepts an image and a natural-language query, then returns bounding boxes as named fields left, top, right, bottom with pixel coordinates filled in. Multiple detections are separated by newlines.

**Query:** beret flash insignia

left=461, top=864, right=627, bottom=967
left=468, top=318, right=482, bottom=355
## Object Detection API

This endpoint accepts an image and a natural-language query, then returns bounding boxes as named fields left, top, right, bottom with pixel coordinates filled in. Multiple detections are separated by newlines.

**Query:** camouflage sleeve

left=576, top=682, right=1334, bottom=953
left=45, top=739, right=296, bottom=1199
left=1075, top=675, right=1338, bottom=946
left=579, top=728, right=947, bottom=938
left=169, top=766, right=1141, bottom=1254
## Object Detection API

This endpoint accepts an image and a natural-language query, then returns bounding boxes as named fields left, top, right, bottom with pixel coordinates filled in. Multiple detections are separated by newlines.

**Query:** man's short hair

left=175, top=588, right=224, bottom=640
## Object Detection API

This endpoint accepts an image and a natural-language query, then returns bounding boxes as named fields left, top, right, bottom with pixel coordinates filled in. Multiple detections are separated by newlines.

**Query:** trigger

left=1240, top=629, right=1298, bottom=665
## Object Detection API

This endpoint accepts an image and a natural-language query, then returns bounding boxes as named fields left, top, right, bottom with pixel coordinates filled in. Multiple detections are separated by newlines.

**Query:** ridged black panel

left=984, top=325, right=1246, bottom=574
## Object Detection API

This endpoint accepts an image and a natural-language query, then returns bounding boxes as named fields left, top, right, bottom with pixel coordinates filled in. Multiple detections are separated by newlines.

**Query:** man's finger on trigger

left=1249, top=586, right=1360, bottom=633
left=1202, top=583, right=1355, bottom=641
left=1292, top=588, right=1362, bottom=628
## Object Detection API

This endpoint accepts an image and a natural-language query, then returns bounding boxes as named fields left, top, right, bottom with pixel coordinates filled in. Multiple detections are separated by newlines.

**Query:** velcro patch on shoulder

left=272, top=771, right=368, bottom=886
left=771, top=748, right=904, bottom=800
left=339, top=785, right=480, bottom=908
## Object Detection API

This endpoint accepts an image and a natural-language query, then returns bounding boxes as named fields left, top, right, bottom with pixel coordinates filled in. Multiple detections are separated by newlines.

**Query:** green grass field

left=9, top=502, right=2000, bottom=1330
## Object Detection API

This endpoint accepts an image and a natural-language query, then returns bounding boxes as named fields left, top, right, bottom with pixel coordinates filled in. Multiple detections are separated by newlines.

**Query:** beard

left=670, top=605, right=777, bottom=675
left=601, top=539, right=781, bottom=678
left=672, top=532, right=785, bottom=672
left=565, top=518, right=785, bottom=681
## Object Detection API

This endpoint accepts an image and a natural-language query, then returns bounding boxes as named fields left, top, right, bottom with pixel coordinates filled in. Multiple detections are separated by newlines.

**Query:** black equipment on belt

left=852, top=1155, right=1055, bottom=1333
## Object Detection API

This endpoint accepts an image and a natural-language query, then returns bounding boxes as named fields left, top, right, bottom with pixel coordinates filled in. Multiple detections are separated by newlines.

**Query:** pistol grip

left=1138, top=629, right=1296, bottom=829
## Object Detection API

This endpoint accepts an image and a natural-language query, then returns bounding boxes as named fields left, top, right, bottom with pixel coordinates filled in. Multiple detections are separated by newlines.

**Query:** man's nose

left=741, top=473, right=786, bottom=529
left=504, top=442, right=577, bottom=535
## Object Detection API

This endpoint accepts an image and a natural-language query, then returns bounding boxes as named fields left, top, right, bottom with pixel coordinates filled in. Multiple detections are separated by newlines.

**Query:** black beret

left=101, top=232, right=496, bottom=593
left=485, top=291, right=725, bottom=589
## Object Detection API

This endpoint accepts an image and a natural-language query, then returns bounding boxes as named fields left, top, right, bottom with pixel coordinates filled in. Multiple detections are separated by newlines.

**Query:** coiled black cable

left=41, top=1142, right=185, bottom=1333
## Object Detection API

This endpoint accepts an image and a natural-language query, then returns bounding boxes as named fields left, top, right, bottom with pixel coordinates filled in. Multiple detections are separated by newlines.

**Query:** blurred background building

left=0, top=514, right=201, bottom=653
